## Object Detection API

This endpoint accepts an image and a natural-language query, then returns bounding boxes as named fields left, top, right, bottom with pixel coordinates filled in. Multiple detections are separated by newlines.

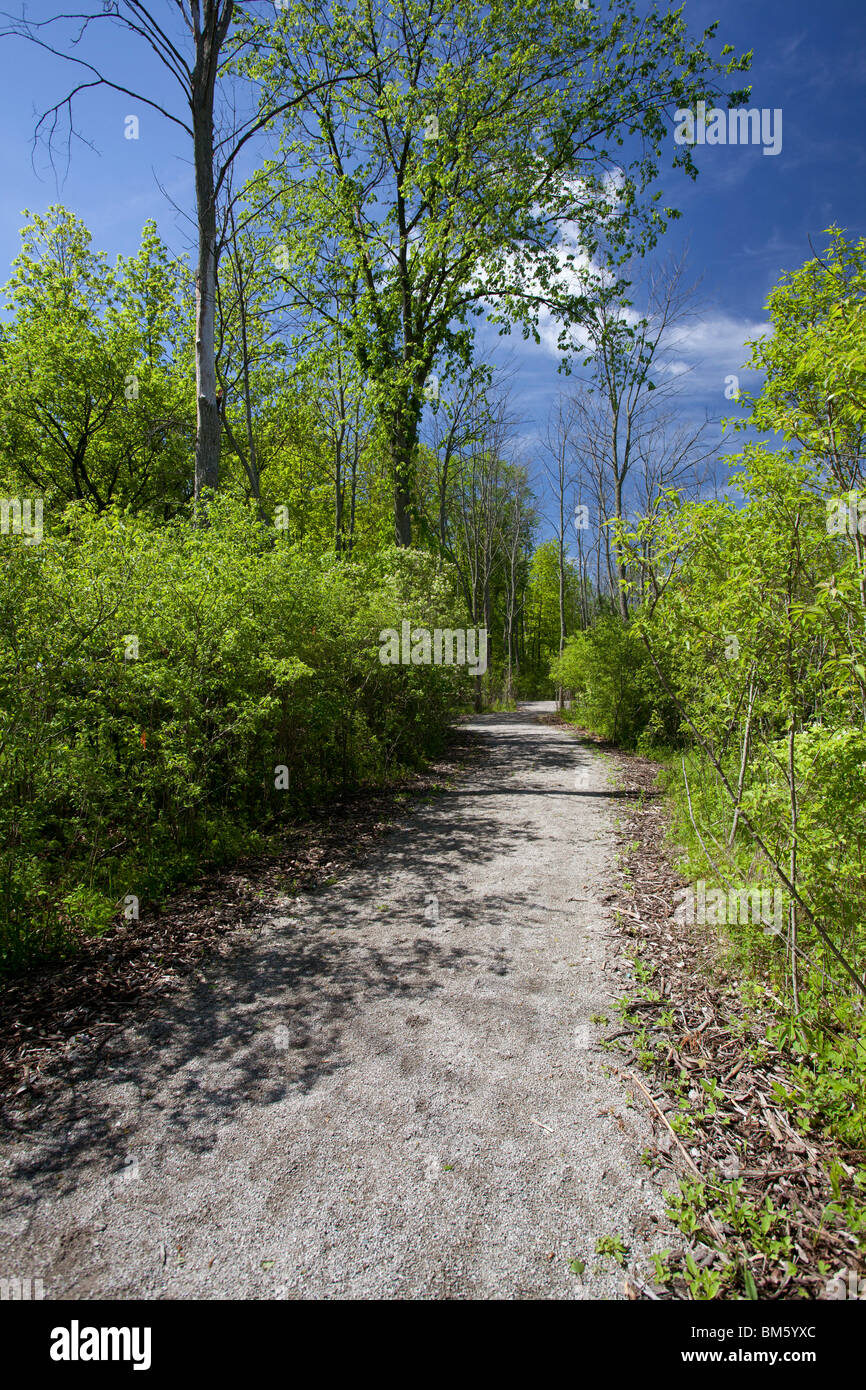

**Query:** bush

left=549, top=617, right=677, bottom=749
left=0, top=496, right=471, bottom=974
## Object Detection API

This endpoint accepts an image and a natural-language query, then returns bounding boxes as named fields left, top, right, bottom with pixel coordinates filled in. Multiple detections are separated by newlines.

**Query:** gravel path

left=0, top=702, right=666, bottom=1299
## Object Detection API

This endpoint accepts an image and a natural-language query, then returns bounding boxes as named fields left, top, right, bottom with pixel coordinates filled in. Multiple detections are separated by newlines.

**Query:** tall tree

left=541, top=394, right=579, bottom=706
left=500, top=467, right=535, bottom=705
left=569, top=253, right=710, bottom=619
left=1, top=1, right=363, bottom=512
left=246, top=0, right=750, bottom=543
left=0, top=208, right=191, bottom=513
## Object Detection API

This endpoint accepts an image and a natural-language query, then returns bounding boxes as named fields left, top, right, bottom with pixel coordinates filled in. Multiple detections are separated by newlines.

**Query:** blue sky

left=0, top=0, right=863, bottom=518
left=491, top=0, right=866, bottom=483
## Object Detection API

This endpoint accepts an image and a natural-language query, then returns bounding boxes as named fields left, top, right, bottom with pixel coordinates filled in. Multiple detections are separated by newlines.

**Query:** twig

left=623, top=1067, right=702, bottom=1177
left=530, top=1116, right=555, bottom=1134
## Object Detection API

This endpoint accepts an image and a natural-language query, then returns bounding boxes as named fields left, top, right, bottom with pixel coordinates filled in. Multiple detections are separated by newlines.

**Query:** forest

left=0, top=0, right=864, bottom=1316
left=0, top=0, right=754, bottom=970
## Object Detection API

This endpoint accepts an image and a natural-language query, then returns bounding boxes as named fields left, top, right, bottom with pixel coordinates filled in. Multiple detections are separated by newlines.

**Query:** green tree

left=245, top=0, right=750, bottom=543
left=0, top=208, right=192, bottom=514
left=1, top=3, right=364, bottom=511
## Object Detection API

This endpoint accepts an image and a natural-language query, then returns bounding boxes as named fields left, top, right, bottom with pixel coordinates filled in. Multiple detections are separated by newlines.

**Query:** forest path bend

left=0, top=701, right=665, bottom=1299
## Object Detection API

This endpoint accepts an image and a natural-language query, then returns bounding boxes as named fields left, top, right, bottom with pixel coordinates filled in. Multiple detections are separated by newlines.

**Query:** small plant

left=683, top=1252, right=728, bottom=1300
left=670, top=1107, right=698, bottom=1142
left=595, top=1233, right=628, bottom=1267
left=651, top=1249, right=673, bottom=1287
left=631, top=953, right=654, bottom=985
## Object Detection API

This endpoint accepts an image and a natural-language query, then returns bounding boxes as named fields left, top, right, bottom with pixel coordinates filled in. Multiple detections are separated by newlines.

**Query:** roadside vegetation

left=554, top=230, right=866, bottom=1297
left=0, top=2, right=750, bottom=975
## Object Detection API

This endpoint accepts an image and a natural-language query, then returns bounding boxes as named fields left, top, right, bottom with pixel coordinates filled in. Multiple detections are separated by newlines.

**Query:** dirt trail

left=0, top=702, right=666, bottom=1299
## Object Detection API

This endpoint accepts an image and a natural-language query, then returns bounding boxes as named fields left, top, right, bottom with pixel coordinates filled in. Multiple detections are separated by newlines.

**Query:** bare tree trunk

left=394, top=482, right=413, bottom=545
left=335, top=432, right=344, bottom=555
left=391, top=413, right=414, bottom=546
left=192, top=5, right=233, bottom=513
left=234, top=237, right=260, bottom=505
left=347, top=435, right=358, bottom=556
left=613, top=473, right=629, bottom=622
left=216, top=205, right=262, bottom=510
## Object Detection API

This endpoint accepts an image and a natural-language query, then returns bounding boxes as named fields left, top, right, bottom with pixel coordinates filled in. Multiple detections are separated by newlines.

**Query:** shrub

left=0, top=496, right=470, bottom=973
left=549, top=617, right=676, bottom=749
